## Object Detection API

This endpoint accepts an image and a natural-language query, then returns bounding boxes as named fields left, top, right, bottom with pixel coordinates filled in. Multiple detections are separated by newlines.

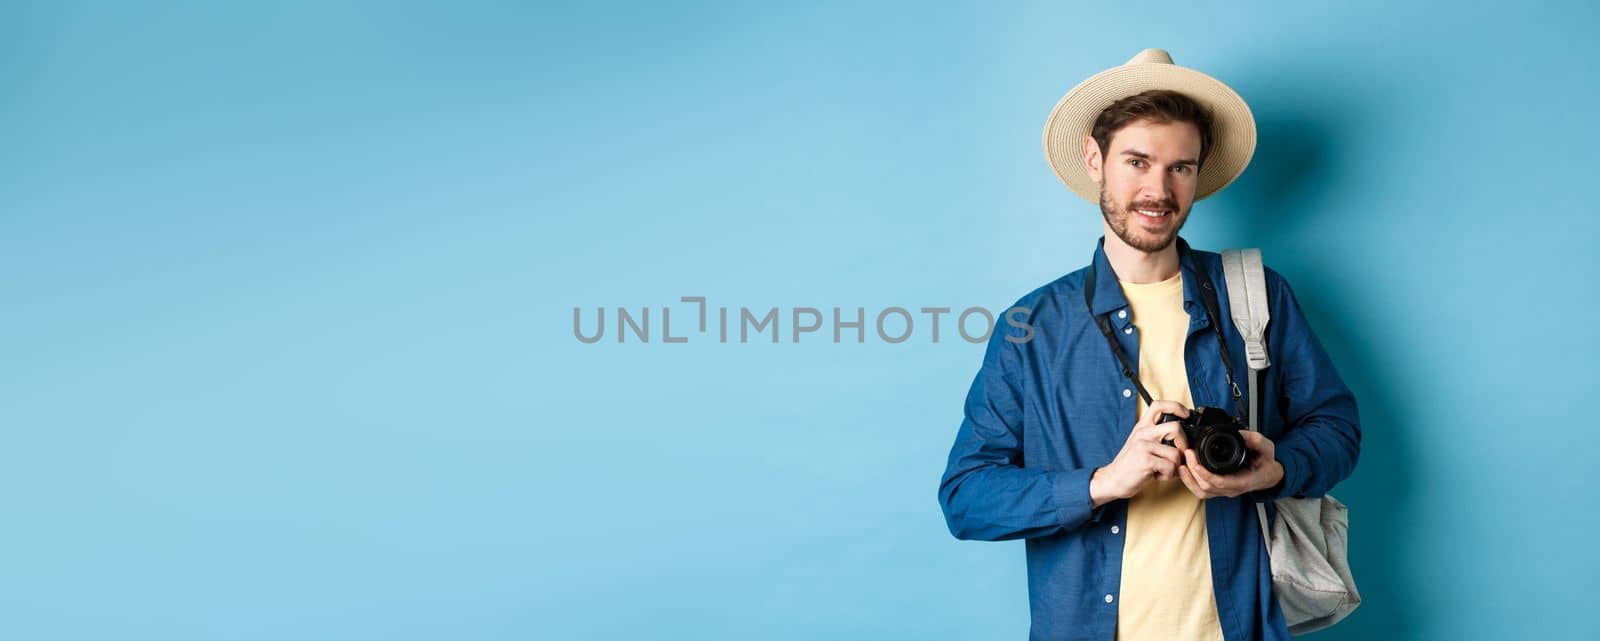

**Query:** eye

left=1171, top=165, right=1191, bottom=174
left=1128, top=159, right=1146, bottom=168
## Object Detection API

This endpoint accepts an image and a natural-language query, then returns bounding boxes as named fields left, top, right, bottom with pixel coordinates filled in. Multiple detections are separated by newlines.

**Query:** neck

left=1102, top=222, right=1180, bottom=284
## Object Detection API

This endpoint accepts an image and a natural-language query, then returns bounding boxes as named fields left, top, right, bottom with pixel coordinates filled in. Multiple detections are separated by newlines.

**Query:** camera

left=1158, top=406, right=1253, bottom=475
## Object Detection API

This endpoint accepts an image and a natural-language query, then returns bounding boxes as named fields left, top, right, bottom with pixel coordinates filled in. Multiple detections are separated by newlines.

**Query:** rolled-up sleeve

left=1258, top=269, right=1362, bottom=500
left=937, top=310, right=1104, bottom=541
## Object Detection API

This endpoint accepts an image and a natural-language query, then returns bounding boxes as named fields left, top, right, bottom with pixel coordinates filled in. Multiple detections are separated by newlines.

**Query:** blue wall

left=3, top=1, right=1595, bottom=639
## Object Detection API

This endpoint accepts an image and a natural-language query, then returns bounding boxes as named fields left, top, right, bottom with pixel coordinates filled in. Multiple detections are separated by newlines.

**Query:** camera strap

left=1083, top=240, right=1248, bottom=420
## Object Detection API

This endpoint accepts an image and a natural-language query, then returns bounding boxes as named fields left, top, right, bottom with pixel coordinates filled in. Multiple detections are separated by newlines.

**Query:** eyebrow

left=1120, top=149, right=1199, bottom=167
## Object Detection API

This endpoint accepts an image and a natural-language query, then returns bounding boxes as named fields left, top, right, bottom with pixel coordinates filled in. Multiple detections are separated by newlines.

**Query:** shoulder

left=987, top=267, right=1087, bottom=345
left=1009, top=267, right=1087, bottom=322
left=1201, top=246, right=1297, bottom=299
left=1262, top=263, right=1298, bottom=303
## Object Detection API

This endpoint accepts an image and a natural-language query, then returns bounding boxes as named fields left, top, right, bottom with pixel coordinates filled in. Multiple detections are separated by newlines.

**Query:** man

left=936, top=49, right=1360, bottom=641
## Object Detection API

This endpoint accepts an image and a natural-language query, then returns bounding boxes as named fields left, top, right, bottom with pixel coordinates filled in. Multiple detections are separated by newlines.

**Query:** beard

left=1099, top=189, right=1189, bottom=253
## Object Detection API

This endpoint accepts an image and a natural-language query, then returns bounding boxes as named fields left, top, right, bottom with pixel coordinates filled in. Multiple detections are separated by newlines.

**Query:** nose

left=1139, top=167, right=1174, bottom=203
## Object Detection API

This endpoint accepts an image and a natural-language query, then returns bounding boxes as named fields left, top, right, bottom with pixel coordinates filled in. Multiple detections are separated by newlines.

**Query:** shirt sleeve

left=1251, top=268, right=1362, bottom=501
left=937, top=306, right=1108, bottom=541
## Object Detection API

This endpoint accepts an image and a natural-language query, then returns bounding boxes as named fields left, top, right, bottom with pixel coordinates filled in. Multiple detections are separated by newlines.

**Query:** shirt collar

left=1087, top=235, right=1204, bottom=317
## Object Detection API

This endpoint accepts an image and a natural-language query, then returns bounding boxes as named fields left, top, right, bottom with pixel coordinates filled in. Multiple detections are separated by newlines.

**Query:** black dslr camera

left=1158, top=406, right=1253, bottom=475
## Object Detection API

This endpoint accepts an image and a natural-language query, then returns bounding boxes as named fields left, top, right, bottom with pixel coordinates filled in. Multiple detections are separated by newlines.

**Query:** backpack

left=1221, top=248, right=1362, bottom=635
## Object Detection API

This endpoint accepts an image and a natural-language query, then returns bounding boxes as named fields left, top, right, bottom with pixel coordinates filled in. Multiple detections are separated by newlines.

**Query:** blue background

left=3, top=1, right=1596, bottom=639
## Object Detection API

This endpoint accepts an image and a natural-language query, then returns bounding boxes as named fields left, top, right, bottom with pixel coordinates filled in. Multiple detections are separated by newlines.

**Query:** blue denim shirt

left=937, top=236, right=1360, bottom=641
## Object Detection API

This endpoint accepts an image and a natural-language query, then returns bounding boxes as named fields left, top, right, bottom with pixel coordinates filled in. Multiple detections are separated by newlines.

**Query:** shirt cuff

left=1251, top=450, right=1307, bottom=502
left=1051, top=466, right=1110, bottom=529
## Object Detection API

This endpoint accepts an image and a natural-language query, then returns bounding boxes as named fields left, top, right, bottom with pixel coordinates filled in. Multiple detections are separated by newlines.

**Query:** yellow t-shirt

left=1115, top=271, right=1225, bottom=641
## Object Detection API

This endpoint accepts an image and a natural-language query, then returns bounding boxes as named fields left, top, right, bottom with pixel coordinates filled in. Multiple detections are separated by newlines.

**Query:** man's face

left=1083, top=118, right=1202, bottom=253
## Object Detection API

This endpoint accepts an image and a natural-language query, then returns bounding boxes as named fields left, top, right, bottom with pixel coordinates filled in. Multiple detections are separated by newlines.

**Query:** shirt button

left=1122, top=388, right=1132, bottom=398
left=1123, top=326, right=1133, bottom=335
left=1117, top=310, right=1127, bottom=319
left=1105, top=594, right=1115, bottom=603
left=1111, top=525, right=1120, bottom=534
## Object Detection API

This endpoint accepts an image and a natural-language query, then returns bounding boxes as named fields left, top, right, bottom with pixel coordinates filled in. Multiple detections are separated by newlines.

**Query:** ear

left=1082, top=135, right=1103, bottom=184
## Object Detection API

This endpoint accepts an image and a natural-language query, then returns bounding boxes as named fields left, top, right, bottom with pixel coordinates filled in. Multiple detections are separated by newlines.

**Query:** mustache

left=1128, top=200, right=1178, bottom=212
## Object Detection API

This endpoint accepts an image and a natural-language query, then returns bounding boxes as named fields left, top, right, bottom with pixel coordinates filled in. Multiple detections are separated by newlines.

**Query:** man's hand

left=1177, top=430, right=1286, bottom=499
left=1089, top=400, right=1191, bottom=508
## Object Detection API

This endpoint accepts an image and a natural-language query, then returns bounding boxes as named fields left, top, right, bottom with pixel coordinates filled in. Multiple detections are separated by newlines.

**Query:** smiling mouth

left=1133, top=208, right=1173, bottom=222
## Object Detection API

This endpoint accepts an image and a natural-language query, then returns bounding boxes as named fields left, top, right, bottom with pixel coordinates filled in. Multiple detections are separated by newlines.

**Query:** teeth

left=1136, top=209, right=1169, bottom=217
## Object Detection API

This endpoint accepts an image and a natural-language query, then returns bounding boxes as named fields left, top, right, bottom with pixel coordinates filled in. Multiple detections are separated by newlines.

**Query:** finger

left=1243, top=453, right=1269, bottom=474
left=1146, top=452, right=1177, bottom=478
left=1177, top=466, right=1211, bottom=498
left=1239, top=430, right=1273, bottom=455
left=1185, top=450, right=1227, bottom=492
left=1134, top=416, right=1186, bottom=445
left=1142, top=400, right=1191, bottom=426
left=1132, top=421, right=1168, bottom=443
left=1151, top=399, right=1190, bottom=420
left=1145, top=442, right=1182, bottom=467
left=1186, top=450, right=1244, bottom=496
left=1169, top=427, right=1188, bottom=451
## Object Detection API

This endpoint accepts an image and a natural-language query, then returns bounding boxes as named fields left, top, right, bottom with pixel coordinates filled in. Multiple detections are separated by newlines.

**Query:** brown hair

left=1090, top=89, right=1214, bottom=168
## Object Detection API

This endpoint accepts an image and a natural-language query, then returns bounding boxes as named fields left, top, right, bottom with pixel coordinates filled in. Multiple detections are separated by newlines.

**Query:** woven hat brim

left=1042, top=62, right=1256, bottom=203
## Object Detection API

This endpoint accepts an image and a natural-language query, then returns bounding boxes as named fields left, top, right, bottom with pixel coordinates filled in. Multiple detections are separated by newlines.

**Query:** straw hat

left=1041, top=48, right=1256, bottom=203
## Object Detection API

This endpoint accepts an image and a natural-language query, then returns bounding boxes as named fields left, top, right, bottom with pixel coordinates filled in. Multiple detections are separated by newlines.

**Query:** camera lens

left=1200, top=432, right=1248, bottom=474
